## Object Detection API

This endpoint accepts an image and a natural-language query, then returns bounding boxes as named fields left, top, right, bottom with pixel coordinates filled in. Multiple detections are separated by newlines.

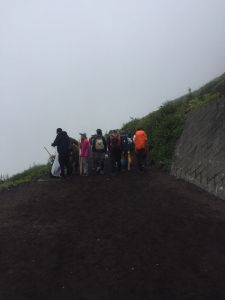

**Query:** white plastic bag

left=51, top=152, right=61, bottom=177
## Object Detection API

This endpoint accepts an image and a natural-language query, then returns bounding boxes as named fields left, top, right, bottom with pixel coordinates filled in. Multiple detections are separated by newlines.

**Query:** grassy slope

left=122, top=72, right=225, bottom=170
left=0, top=164, right=50, bottom=190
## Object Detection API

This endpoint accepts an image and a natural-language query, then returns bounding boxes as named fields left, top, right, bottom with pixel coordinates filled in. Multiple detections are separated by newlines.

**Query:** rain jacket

left=52, top=131, right=70, bottom=155
left=80, top=137, right=90, bottom=157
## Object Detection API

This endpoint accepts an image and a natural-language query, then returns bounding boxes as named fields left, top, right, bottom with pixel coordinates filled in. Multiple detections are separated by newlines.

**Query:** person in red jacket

left=134, top=128, right=148, bottom=171
left=107, top=130, right=122, bottom=175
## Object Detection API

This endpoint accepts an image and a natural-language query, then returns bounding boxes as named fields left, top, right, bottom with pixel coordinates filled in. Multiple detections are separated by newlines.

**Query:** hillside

left=122, top=72, right=225, bottom=169
left=1, top=169, right=225, bottom=299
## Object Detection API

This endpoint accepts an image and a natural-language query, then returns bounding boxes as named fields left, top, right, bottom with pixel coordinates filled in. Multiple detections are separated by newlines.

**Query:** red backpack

left=110, top=133, right=121, bottom=150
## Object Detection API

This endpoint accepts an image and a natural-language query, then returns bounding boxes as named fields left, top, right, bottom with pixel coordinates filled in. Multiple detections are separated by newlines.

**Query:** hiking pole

left=44, top=147, right=55, bottom=165
left=44, top=147, right=52, bottom=157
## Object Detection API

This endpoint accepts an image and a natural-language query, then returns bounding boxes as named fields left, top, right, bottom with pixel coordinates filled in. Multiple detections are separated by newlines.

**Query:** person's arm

left=103, top=137, right=107, bottom=152
left=51, top=135, right=59, bottom=147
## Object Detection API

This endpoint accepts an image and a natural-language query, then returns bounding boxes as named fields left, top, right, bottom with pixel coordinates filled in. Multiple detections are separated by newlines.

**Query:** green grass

left=0, top=164, right=50, bottom=190
left=122, top=73, right=225, bottom=170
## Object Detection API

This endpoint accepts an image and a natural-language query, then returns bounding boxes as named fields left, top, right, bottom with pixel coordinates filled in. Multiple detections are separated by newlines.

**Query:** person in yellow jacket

left=134, top=128, right=148, bottom=171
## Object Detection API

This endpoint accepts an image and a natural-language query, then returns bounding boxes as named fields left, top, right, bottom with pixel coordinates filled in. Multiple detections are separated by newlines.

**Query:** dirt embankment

left=1, top=169, right=225, bottom=299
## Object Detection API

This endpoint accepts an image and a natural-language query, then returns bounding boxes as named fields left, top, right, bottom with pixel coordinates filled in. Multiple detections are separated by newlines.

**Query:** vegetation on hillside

left=0, top=164, right=50, bottom=190
left=1, top=73, right=224, bottom=187
left=122, top=73, right=225, bottom=170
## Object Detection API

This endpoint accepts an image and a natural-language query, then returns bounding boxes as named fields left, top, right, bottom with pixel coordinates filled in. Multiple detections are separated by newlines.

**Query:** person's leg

left=65, top=154, right=72, bottom=176
left=92, top=152, right=96, bottom=170
left=141, top=149, right=147, bottom=168
left=74, top=153, right=79, bottom=172
left=110, top=151, right=116, bottom=174
left=100, top=153, right=105, bottom=174
left=58, top=153, right=66, bottom=177
left=83, top=157, right=89, bottom=175
left=116, top=150, right=122, bottom=172
left=95, top=152, right=101, bottom=173
left=136, top=150, right=143, bottom=171
left=138, top=149, right=146, bottom=171
left=130, top=151, right=134, bottom=169
left=123, top=150, right=128, bottom=170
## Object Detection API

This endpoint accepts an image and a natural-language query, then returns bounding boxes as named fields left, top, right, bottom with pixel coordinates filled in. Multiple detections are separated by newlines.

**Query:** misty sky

left=1, top=0, right=225, bottom=175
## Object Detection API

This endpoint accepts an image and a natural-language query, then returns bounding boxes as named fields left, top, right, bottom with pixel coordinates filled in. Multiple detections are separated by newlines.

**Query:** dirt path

left=0, top=168, right=225, bottom=300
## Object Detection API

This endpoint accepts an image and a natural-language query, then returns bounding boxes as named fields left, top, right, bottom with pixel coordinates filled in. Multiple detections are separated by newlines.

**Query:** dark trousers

left=110, top=149, right=122, bottom=173
left=121, top=150, right=128, bottom=170
left=58, top=153, right=72, bottom=177
left=136, top=149, right=146, bottom=171
left=95, top=152, right=105, bottom=172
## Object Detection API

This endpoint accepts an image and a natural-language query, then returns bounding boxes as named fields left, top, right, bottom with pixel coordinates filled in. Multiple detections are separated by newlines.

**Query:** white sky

left=1, top=0, right=225, bottom=175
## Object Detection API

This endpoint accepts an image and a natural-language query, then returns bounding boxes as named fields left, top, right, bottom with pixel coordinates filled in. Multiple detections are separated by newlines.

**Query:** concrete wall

left=171, top=96, right=225, bottom=199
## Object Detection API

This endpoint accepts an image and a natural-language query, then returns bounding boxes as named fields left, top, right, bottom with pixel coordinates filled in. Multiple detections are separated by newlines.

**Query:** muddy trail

left=0, top=168, right=225, bottom=300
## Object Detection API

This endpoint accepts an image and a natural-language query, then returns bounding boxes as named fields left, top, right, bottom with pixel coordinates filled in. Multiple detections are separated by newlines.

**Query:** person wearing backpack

left=121, top=133, right=129, bottom=170
left=89, top=134, right=97, bottom=171
left=134, top=128, right=148, bottom=172
left=108, top=130, right=122, bottom=175
left=127, top=133, right=135, bottom=171
left=120, top=133, right=135, bottom=171
left=92, top=129, right=107, bottom=174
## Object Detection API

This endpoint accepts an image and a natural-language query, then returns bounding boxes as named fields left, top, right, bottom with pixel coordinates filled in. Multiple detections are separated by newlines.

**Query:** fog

left=1, top=0, right=225, bottom=175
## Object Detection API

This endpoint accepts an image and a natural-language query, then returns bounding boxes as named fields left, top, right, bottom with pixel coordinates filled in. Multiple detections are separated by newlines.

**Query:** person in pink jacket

left=79, top=133, right=90, bottom=176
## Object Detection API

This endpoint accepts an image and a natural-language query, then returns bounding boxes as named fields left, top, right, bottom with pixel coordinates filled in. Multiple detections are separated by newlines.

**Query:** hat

left=79, top=132, right=87, bottom=137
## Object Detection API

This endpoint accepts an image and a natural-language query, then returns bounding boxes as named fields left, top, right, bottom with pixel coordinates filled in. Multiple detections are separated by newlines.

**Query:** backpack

left=121, top=135, right=129, bottom=151
left=95, top=137, right=105, bottom=151
left=127, top=137, right=135, bottom=151
left=110, top=134, right=121, bottom=150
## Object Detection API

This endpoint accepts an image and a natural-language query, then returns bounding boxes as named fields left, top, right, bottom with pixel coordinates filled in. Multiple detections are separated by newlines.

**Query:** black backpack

left=127, top=137, right=134, bottom=151
left=121, top=135, right=129, bottom=151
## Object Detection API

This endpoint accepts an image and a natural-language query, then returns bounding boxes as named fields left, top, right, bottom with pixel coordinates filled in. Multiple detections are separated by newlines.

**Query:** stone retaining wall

left=171, top=96, right=225, bottom=199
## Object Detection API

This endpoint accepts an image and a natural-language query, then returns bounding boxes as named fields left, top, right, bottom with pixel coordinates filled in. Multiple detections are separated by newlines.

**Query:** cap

left=79, top=132, right=87, bottom=137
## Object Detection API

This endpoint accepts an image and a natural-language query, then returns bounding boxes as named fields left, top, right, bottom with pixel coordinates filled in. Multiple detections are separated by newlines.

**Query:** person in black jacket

left=107, top=130, right=122, bottom=175
left=92, top=129, right=107, bottom=174
left=51, top=128, right=72, bottom=178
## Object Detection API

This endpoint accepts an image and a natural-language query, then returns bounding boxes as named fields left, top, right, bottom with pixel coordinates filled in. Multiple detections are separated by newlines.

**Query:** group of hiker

left=51, top=127, right=148, bottom=178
